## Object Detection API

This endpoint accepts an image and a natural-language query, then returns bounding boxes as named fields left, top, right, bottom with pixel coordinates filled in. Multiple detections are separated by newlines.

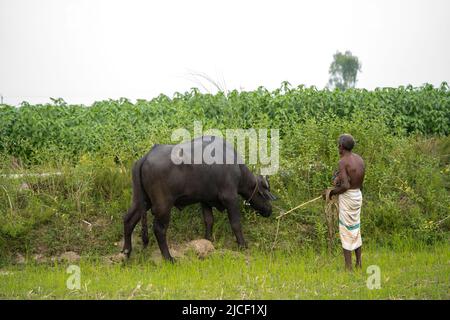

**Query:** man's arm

left=329, top=160, right=350, bottom=196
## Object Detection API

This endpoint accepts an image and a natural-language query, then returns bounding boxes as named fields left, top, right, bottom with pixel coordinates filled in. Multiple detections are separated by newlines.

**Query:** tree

left=327, top=51, right=362, bottom=90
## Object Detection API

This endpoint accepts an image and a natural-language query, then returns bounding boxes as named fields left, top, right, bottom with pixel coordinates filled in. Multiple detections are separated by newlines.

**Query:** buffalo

left=122, top=136, right=276, bottom=261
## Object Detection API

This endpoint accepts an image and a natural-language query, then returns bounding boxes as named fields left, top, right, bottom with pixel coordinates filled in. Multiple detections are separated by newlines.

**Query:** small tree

left=328, top=51, right=362, bottom=90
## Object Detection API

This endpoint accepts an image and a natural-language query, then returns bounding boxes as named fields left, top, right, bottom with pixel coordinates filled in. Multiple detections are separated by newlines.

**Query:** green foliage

left=0, top=83, right=449, bottom=259
left=328, top=50, right=362, bottom=90
left=0, top=83, right=449, bottom=166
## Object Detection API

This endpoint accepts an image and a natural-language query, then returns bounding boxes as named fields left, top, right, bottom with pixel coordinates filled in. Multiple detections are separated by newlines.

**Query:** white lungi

left=338, top=189, right=362, bottom=251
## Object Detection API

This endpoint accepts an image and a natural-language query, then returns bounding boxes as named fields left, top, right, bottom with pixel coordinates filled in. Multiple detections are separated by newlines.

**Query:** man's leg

left=355, top=246, right=362, bottom=269
left=343, top=249, right=353, bottom=271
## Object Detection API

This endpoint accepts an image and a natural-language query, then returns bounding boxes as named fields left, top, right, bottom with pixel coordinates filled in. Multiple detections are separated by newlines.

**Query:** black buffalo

left=122, top=136, right=276, bottom=261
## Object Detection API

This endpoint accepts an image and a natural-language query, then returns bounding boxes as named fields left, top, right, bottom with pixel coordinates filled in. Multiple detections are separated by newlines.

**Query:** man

left=324, top=134, right=365, bottom=271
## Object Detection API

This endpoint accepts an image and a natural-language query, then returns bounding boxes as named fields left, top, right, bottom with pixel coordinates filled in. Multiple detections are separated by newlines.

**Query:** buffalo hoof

left=237, top=243, right=248, bottom=250
left=165, top=256, right=176, bottom=264
left=122, top=249, right=131, bottom=258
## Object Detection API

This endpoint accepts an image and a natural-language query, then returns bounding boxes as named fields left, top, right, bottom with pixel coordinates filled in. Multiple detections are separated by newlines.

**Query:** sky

left=0, top=0, right=449, bottom=105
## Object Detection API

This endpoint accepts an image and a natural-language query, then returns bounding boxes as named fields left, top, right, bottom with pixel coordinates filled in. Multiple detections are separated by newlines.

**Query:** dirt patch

left=33, top=254, right=47, bottom=264
left=56, top=251, right=80, bottom=263
left=184, top=239, right=215, bottom=258
left=12, top=240, right=217, bottom=266
left=14, top=253, right=26, bottom=265
left=150, top=239, right=215, bottom=264
left=103, top=253, right=127, bottom=265
left=12, top=251, right=81, bottom=265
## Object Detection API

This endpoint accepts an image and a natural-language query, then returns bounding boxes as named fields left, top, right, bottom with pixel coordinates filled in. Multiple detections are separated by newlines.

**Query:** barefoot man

left=324, top=134, right=365, bottom=271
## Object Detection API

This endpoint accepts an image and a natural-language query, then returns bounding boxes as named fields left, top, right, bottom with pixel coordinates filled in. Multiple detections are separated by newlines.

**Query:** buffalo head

left=247, top=175, right=277, bottom=217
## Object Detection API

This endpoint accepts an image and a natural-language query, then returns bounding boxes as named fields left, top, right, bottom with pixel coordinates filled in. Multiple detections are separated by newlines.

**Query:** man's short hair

left=338, top=134, right=355, bottom=151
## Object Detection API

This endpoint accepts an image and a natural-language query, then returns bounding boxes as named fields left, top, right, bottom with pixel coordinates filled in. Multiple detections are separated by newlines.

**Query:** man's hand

left=322, top=188, right=333, bottom=202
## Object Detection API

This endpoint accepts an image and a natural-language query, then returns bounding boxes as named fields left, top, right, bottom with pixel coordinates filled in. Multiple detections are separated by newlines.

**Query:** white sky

left=1, top=0, right=449, bottom=105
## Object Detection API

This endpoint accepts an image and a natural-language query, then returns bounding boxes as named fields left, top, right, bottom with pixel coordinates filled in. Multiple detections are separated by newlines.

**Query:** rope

left=271, top=217, right=282, bottom=251
left=276, top=196, right=322, bottom=219
left=271, top=195, right=322, bottom=251
left=271, top=193, right=339, bottom=252
left=435, top=215, right=450, bottom=226
left=244, top=180, right=259, bottom=206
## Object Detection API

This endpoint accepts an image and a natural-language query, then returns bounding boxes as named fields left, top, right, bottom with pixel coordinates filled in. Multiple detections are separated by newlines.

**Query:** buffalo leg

left=202, top=204, right=214, bottom=241
left=122, top=207, right=142, bottom=257
left=224, top=199, right=247, bottom=248
left=141, top=211, right=149, bottom=248
left=152, top=207, right=174, bottom=262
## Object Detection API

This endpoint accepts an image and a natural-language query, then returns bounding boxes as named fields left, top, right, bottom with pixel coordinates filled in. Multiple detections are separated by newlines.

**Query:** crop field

left=0, top=83, right=449, bottom=299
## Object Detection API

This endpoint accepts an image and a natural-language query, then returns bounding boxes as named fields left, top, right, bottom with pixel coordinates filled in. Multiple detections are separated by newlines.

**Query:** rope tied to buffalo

left=271, top=190, right=339, bottom=253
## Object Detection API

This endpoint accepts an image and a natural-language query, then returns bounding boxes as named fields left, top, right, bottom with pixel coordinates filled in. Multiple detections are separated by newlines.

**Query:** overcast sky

left=1, top=0, right=449, bottom=105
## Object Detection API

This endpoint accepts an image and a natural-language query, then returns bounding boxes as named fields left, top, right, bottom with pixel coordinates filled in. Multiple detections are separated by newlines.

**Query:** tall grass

left=0, top=84, right=449, bottom=260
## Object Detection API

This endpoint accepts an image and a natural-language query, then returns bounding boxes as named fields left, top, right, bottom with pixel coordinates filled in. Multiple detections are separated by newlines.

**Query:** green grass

left=1, top=244, right=449, bottom=299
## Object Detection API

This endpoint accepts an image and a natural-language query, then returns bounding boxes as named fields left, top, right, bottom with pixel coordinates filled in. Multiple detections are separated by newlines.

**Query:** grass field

left=1, top=244, right=448, bottom=300
left=0, top=85, right=448, bottom=300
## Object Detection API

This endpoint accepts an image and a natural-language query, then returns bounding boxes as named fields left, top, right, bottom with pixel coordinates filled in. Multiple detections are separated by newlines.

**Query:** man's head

left=338, top=134, right=355, bottom=154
